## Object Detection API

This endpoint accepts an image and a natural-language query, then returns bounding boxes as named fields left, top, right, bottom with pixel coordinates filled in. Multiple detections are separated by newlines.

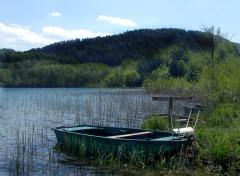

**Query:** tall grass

left=141, top=115, right=169, bottom=130
left=140, top=102, right=240, bottom=175
left=4, top=88, right=237, bottom=175
left=144, top=77, right=198, bottom=95
left=195, top=103, right=240, bottom=174
left=1, top=88, right=174, bottom=175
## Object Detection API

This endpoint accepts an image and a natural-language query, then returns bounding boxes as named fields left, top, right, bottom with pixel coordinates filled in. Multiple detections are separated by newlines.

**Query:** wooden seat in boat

left=107, top=131, right=152, bottom=138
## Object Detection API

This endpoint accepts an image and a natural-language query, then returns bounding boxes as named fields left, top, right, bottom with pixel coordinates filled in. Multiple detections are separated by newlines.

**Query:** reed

left=1, top=88, right=166, bottom=175
left=3, top=88, right=236, bottom=175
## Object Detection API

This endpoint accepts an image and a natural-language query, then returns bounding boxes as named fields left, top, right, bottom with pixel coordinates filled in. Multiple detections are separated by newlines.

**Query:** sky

left=0, top=0, right=239, bottom=51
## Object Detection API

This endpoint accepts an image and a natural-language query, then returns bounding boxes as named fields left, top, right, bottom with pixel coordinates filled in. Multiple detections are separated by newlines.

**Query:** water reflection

left=0, top=88, right=184, bottom=175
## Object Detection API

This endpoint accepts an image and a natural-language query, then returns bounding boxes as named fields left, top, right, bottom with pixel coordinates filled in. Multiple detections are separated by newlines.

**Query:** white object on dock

left=172, top=127, right=194, bottom=136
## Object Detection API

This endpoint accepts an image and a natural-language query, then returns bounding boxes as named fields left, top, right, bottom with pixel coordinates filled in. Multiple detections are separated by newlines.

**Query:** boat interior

left=62, top=126, right=179, bottom=140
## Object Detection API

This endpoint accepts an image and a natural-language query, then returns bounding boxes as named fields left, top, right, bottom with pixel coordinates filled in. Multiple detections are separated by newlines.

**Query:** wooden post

left=151, top=95, right=193, bottom=130
left=168, top=97, right=173, bottom=130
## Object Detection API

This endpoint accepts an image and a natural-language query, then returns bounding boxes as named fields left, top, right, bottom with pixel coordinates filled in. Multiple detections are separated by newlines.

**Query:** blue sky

left=0, top=0, right=239, bottom=51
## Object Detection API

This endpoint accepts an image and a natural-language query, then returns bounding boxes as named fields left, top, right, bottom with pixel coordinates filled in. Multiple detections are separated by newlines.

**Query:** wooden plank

left=152, top=95, right=193, bottom=101
left=107, top=131, right=153, bottom=138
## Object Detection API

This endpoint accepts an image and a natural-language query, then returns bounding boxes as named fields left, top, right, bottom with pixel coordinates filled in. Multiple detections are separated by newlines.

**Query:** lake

left=0, top=88, right=184, bottom=175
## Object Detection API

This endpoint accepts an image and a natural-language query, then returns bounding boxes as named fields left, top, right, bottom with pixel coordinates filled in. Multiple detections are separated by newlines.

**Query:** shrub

left=196, top=103, right=240, bottom=170
left=207, top=103, right=240, bottom=128
left=141, top=115, right=169, bottom=130
left=197, top=129, right=240, bottom=169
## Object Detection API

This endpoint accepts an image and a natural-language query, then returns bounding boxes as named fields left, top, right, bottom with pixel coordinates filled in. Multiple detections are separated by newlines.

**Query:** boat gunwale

left=52, top=125, right=189, bottom=143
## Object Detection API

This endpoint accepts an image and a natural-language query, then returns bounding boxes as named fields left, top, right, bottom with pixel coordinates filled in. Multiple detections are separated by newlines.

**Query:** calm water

left=0, top=88, right=183, bottom=175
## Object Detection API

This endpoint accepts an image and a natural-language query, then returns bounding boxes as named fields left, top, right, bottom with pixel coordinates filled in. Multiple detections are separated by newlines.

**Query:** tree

left=177, top=60, right=187, bottom=77
left=191, top=26, right=226, bottom=95
left=102, top=68, right=124, bottom=87
left=122, top=70, right=141, bottom=87
left=200, top=57, right=240, bottom=102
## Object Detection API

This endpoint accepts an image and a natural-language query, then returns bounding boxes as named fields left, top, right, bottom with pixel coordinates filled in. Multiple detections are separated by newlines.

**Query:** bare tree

left=190, top=25, right=227, bottom=97
left=201, top=26, right=223, bottom=68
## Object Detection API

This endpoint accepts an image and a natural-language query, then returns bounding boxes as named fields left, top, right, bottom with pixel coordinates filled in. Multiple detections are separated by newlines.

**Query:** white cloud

left=0, top=22, right=56, bottom=51
left=0, top=22, right=112, bottom=51
left=42, top=26, right=111, bottom=39
left=49, top=12, right=62, bottom=17
left=97, top=15, right=137, bottom=27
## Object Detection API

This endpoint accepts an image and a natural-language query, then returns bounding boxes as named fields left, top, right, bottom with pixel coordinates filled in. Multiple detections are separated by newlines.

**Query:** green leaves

left=141, top=116, right=169, bottom=131
left=0, top=63, right=111, bottom=87
left=200, top=57, right=240, bottom=102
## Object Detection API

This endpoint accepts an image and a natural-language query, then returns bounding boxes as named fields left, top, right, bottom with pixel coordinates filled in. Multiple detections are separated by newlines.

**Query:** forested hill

left=32, top=28, right=216, bottom=66
left=0, top=28, right=239, bottom=88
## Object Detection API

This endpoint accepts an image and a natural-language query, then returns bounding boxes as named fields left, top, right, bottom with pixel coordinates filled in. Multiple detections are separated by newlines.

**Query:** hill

left=31, top=28, right=216, bottom=66
left=0, top=28, right=239, bottom=88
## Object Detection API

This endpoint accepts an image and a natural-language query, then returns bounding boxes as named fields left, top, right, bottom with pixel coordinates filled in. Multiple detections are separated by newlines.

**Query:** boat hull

left=52, top=125, right=192, bottom=157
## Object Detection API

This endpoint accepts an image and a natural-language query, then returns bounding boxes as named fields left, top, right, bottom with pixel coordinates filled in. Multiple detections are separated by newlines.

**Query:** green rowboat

left=52, top=125, right=193, bottom=157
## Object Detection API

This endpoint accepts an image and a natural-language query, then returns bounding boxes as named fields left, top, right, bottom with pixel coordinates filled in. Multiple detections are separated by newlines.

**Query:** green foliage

left=141, top=116, right=169, bottom=130
left=122, top=70, right=141, bottom=87
left=120, top=59, right=138, bottom=70
left=199, top=57, right=240, bottom=102
left=101, top=68, right=141, bottom=87
left=200, top=130, right=235, bottom=164
left=141, top=103, right=240, bottom=173
left=0, top=28, right=240, bottom=88
left=215, top=42, right=240, bottom=62
left=185, top=52, right=205, bottom=81
left=195, top=103, right=240, bottom=171
left=149, top=65, right=170, bottom=80
left=0, top=63, right=111, bottom=87
left=197, top=127, right=240, bottom=168
left=207, top=103, right=240, bottom=128
left=176, top=60, right=188, bottom=77
left=0, top=69, right=12, bottom=86
left=40, top=29, right=207, bottom=66
left=168, top=46, right=189, bottom=77
left=143, top=77, right=193, bottom=94
left=101, top=68, right=123, bottom=87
